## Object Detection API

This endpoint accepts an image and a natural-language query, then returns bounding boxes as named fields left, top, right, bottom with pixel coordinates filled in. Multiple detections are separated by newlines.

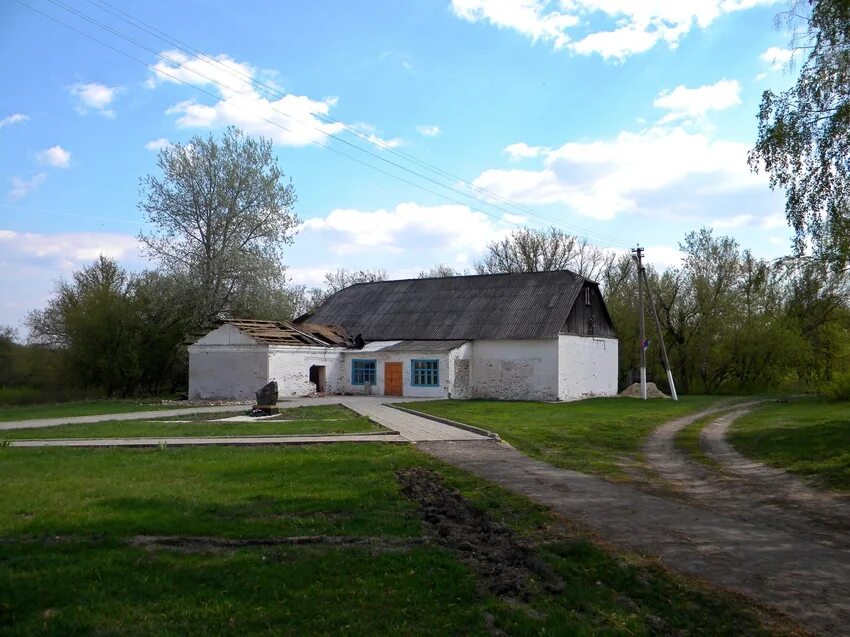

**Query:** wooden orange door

left=384, top=362, right=403, bottom=396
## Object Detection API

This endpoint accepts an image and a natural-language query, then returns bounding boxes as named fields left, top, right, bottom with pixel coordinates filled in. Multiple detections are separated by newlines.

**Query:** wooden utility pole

left=632, top=246, right=647, bottom=400
left=641, top=268, right=678, bottom=401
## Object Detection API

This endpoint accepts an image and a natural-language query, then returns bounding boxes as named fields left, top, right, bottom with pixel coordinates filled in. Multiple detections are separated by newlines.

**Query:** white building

left=188, top=270, right=619, bottom=401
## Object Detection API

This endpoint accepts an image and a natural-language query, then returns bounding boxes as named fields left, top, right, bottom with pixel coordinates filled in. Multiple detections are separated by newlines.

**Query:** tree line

left=3, top=0, right=850, bottom=402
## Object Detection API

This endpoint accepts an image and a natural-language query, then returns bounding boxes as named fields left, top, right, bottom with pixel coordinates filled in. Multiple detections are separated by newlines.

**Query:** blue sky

left=1, top=0, right=799, bottom=330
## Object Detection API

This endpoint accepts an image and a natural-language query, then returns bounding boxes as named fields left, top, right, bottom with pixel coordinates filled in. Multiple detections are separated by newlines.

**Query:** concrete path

left=10, top=433, right=407, bottom=447
left=645, top=404, right=850, bottom=551
left=1, top=396, right=488, bottom=445
left=0, top=404, right=251, bottom=431
left=421, top=438, right=850, bottom=637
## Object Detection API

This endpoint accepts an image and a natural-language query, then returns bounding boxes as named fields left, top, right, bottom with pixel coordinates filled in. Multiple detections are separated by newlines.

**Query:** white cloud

left=760, top=46, right=793, bottom=70
left=144, top=137, right=171, bottom=151
left=0, top=229, right=140, bottom=262
left=300, top=202, right=513, bottom=256
left=451, top=0, right=578, bottom=49
left=416, top=125, right=441, bottom=137
left=472, top=125, right=764, bottom=220
left=8, top=173, right=47, bottom=199
left=645, top=244, right=685, bottom=270
left=37, top=145, right=71, bottom=168
left=69, top=82, right=121, bottom=117
left=452, top=0, right=781, bottom=60
left=149, top=50, right=355, bottom=147
left=0, top=113, right=28, bottom=128
left=711, top=213, right=786, bottom=230
left=352, top=123, right=403, bottom=149
left=0, top=229, right=145, bottom=330
left=654, top=79, right=741, bottom=123
left=504, top=142, right=550, bottom=159
left=285, top=265, right=338, bottom=287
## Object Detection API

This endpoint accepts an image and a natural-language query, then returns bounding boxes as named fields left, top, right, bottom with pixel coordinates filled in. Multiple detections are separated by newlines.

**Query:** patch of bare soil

left=396, top=468, right=564, bottom=601
left=128, top=535, right=426, bottom=554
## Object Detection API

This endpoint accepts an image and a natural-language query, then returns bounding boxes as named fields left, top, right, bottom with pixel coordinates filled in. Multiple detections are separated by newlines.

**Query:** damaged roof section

left=219, top=319, right=353, bottom=347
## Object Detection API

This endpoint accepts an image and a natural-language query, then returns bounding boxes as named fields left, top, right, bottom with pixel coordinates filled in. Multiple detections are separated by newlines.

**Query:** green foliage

left=139, top=126, right=299, bottom=326
left=823, top=370, right=850, bottom=400
left=25, top=257, right=194, bottom=397
left=730, top=398, right=850, bottom=492
left=604, top=228, right=849, bottom=394
left=405, top=396, right=721, bottom=481
left=749, top=0, right=850, bottom=267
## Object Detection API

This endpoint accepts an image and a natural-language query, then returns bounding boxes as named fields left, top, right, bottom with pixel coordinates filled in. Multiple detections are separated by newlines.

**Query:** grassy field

left=0, top=400, right=183, bottom=422
left=729, top=398, right=850, bottom=493
left=0, top=443, right=792, bottom=636
left=406, top=396, right=725, bottom=480
left=1, top=405, right=383, bottom=440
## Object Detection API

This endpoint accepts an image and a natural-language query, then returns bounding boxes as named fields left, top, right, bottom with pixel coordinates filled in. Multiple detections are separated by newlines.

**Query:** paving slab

left=9, top=433, right=407, bottom=447
left=0, top=396, right=488, bottom=443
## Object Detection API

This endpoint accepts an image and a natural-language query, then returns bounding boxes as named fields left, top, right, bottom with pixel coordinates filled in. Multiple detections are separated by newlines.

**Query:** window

left=351, top=359, right=376, bottom=385
left=585, top=286, right=592, bottom=305
left=411, top=359, right=440, bottom=387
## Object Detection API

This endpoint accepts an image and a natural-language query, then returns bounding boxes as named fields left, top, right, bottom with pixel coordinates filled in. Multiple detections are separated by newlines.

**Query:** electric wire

left=15, top=0, right=635, bottom=249
left=81, top=0, right=632, bottom=248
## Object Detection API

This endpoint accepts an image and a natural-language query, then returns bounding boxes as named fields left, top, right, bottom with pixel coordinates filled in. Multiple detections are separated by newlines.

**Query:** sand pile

left=619, top=382, right=669, bottom=399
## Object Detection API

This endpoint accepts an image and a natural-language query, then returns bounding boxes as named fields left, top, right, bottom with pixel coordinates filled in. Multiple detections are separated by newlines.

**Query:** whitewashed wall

left=267, top=347, right=345, bottom=397
left=448, top=342, right=473, bottom=399
left=188, top=345, right=269, bottom=400
left=470, top=339, right=559, bottom=401
left=557, top=335, right=618, bottom=400
left=340, top=349, right=454, bottom=398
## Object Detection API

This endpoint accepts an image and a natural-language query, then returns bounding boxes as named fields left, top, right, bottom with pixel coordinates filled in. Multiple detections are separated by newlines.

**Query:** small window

left=411, top=359, right=440, bottom=387
left=585, top=286, right=592, bottom=305
left=351, top=359, right=376, bottom=385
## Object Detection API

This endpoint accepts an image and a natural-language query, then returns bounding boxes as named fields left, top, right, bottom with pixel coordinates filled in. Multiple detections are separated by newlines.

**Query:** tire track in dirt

left=644, top=403, right=850, bottom=551
left=421, top=438, right=850, bottom=636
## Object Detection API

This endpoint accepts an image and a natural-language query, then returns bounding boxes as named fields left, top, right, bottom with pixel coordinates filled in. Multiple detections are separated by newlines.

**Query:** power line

left=17, top=0, right=634, bottom=249
left=16, top=0, right=510, bottom=216
left=82, top=0, right=632, bottom=248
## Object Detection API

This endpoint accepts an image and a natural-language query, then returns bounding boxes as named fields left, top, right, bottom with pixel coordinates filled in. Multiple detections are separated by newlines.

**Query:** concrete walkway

left=0, top=404, right=251, bottom=431
left=1, top=396, right=488, bottom=445
left=421, top=439, right=850, bottom=637
left=10, top=433, right=407, bottom=447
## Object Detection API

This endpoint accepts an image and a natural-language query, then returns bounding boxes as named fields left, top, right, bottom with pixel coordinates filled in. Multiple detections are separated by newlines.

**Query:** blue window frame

left=351, top=359, right=376, bottom=385
left=411, top=359, right=440, bottom=387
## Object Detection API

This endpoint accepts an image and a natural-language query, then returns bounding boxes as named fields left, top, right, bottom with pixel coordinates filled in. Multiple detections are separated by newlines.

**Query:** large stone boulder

left=255, top=381, right=278, bottom=407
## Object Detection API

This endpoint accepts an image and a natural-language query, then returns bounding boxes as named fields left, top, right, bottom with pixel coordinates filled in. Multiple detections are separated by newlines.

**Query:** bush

left=822, top=372, right=850, bottom=401
left=0, top=386, right=92, bottom=407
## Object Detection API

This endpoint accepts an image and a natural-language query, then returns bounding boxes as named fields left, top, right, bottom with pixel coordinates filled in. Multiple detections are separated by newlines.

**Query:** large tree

left=749, top=0, right=850, bottom=268
left=474, top=227, right=614, bottom=280
left=139, top=126, right=298, bottom=326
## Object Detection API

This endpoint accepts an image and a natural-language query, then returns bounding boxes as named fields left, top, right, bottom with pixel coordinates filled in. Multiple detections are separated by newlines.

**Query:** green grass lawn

left=406, top=396, right=725, bottom=480
left=674, top=413, right=723, bottom=469
left=729, top=398, right=850, bottom=493
left=1, top=405, right=383, bottom=440
left=0, top=443, right=792, bottom=636
left=0, top=399, right=183, bottom=422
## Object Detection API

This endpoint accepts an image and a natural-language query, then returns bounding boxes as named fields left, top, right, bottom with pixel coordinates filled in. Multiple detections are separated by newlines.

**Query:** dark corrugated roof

left=379, top=340, right=468, bottom=352
left=302, top=271, right=586, bottom=340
